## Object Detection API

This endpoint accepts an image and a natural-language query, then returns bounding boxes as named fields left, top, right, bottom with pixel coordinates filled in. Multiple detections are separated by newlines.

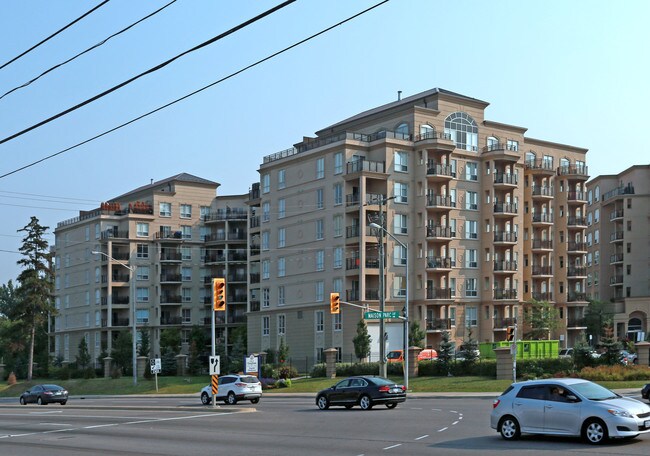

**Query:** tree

left=352, top=319, right=371, bottom=361
left=229, top=332, right=245, bottom=373
left=277, top=337, right=289, bottom=364
left=0, top=281, right=29, bottom=376
left=188, top=325, right=207, bottom=375
left=138, top=325, right=151, bottom=357
left=437, top=330, right=454, bottom=367
left=458, top=326, right=479, bottom=364
left=599, top=323, right=622, bottom=365
left=160, top=328, right=181, bottom=355
left=408, top=320, right=426, bottom=347
left=111, top=331, right=132, bottom=374
left=76, top=337, right=91, bottom=370
left=15, top=217, right=55, bottom=381
left=584, top=299, right=614, bottom=346
left=523, top=300, right=560, bottom=340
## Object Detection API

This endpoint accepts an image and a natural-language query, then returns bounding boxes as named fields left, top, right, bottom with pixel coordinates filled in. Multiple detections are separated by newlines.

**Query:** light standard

left=369, top=223, right=409, bottom=389
left=92, top=250, right=137, bottom=386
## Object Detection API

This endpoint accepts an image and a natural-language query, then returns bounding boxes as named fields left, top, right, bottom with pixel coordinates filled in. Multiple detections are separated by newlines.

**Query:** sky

left=1, top=0, right=648, bottom=285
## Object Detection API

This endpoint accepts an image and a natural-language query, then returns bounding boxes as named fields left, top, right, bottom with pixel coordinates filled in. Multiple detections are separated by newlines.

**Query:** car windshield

left=370, top=377, right=395, bottom=386
left=43, top=384, right=63, bottom=390
left=239, top=376, right=259, bottom=383
left=386, top=351, right=401, bottom=359
left=571, top=381, right=618, bottom=400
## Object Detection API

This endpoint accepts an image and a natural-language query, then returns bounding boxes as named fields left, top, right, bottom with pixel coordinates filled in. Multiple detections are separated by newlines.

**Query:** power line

left=0, top=0, right=390, bottom=180
left=0, top=0, right=111, bottom=71
left=0, top=0, right=178, bottom=101
left=0, top=189, right=99, bottom=203
left=0, top=0, right=297, bottom=146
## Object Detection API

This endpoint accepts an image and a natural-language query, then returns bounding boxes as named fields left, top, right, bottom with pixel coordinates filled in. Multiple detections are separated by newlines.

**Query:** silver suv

left=201, top=374, right=262, bottom=405
left=490, top=378, right=650, bottom=444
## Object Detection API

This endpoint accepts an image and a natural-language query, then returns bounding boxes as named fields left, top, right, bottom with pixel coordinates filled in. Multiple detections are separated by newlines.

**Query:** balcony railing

left=525, top=159, right=555, bottom=172
left=249, top=273, right=260, bottom=283
left=567, top=317, right=587, bottom=327
left=346, top=289, right=359, bottom=301
left=249, top=300, right=260, bottom=312
left=567, top=267, right=587, bottom=277
left=610, top=253, right=624, bottom=264
left=346, top=159, right=385, bottom=174
left=494, top=261, right=518, bottom=272
left=531, top=186, right=554, bottom=197
left=494, top=288, right=517, bottom=300
left=567, top=191, right=586, bottom=201
left=567, top=216, right=587, bottom=227
left=531, top=292, right=553, bottom=301
left=558, top=164, right=588, bottom=177
left=567, top=241, right=587, bottom=252
left=426, top=288, right=452, bottom=299
left=160, top=251, right=182, bottom=261
left=567, top=292, right=587, bottom=302
left=426, top=257, right=452, bottom=269
left=112, top=296, right=129, bottom=305
left=160, top=274, right=182, bottom=282
left=610, top=275, right=624, bottom=285
left=161, top=295, right=182, bottom=304
left=426, top=162, right=455, bottom=178
left=493, top=231, right=517, bottom=243
left=415, top=130, right=452, bottom=142
left=531, top=239, right=553, bottom=249
left=493, top=317, right=516, bottom=328
left=609, top=210, right=624, bottom=220
left=494, top=203, right=518, bottom=214
left=493, top=173, right=518, bottom=185
left=426, top=319, right=452, bottom=331
left=426, top=225, right=453, bottom=238
left=426, top=194, right=455, bottom=208
left=531, top=213, right=553, bottom=223
left=610, top=231, right=624, bottom=242
left=160, top=317, right=183, bottom=325
left=532, top=265, right=553, bottom=276
left=111, top=318, right=129, bottom=327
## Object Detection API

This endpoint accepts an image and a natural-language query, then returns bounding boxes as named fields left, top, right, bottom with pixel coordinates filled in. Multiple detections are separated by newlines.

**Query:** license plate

left=390, top=388, right=401, bottom=394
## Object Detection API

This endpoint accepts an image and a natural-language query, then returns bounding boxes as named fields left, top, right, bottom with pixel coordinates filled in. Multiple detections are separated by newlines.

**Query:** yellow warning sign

left=211, top=374, right=218, bottom=395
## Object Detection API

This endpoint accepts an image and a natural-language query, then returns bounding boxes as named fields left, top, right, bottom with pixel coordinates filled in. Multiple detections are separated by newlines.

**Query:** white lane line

left=438, top=427, right=448, bottom=432
left=123, top=412, right=234, bottom=425
left=410, top=407, right=423, bottom=410
left=0, top=433, right=37, bottom=438
left=39, top=423, right=72, bottom=426
left=43, top=429, right=74, bottom=434
left=431, top=408, right=442, bottom=411
left=414, top=434, right=429, bottom=440
left=452, top=421, right=459, bottom=425
left=450, top=410, right=458, bottom=414
left=29, top=411, right=63, bottom=415
left=83, top=424, right=119, bottom=429
left=383, top=444, right=402, bottom=450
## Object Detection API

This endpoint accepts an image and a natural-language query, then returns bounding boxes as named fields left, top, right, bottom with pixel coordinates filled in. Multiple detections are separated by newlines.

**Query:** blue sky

left=1, top=0, right=648, bottom=284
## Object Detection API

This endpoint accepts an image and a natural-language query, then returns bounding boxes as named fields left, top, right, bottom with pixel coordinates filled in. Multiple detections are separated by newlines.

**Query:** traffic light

left=213, top=278, right=226, bottom=311
left=329, top=292, right=340, bottom=314
left=506, top=326, right=514, bottom=342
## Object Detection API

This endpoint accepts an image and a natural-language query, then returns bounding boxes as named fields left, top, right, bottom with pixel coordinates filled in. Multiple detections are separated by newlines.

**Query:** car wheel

left=386, top=402, right=397, bottom=409
left=498, top=416, right=520, bottom=440
left=316, top=395, right=330, bottom=410
left=359, top=395, right=373, bottom=411
left=60, top=401, right=67, bottom=406
left=583, top=418, right=608, bottom=444
left=250, top=398, right=260, bottom=404
left=226, top=392, right=237, bottom=405
left=201, top=392, right=210, bottom=405
left=37, top=397, right=46, bottom=406
left=20, top=397, right=26, bottom=405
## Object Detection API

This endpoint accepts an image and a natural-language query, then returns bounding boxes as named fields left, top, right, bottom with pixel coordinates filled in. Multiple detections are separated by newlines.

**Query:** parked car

left=642, top=384, right=650, bottom=402
left=200, top=374, right=262, bottom=405
left=386, top=350, right=404, bottom=363
left=418, top=349, right=438, bottom=361
left=619, top=350, right=638, bottom=365
left=559, top=348, right=573, bottom=359
left=315, top=376, right=406, bottom=411
left=491, top=378, right=650, bottom=444
left=19, top=384, right=68, bottom=405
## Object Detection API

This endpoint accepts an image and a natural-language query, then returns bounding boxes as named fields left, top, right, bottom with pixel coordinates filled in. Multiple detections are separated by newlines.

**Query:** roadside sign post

left=150, top=358, right=161, bottom=392
left=209, top=355, right=220, bottom=408
left=364, top=311, right=400, bottom=319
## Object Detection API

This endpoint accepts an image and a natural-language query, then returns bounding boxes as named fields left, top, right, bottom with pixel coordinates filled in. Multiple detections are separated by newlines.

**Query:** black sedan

left=643, top=383, right=650, bottom=402
left=315, top=376, right=406, bottom=411
left=19, top=384, right=68, bottom=405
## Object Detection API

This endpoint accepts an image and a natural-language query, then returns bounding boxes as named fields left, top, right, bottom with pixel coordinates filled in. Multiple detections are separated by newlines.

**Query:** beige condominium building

left=52, top=173, right=249, bottom=366
left=246, top=87, right=590, bottom=364
left=585, top=165, right=650, bottom=342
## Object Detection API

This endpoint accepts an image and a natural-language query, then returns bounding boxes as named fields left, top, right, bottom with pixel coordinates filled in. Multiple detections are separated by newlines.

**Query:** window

left=200, top=226, right=209, bottom=241
left=277, top=198, right=286, bottom=219
left=159, top=202, right=171, bottom=217
left=466, top=191, right=478, bottom=210
left=395, top=123, right=409, bottom=136
left=316, top=189, right=324, bottom=209
left=262, top=316, right=270, bottom=336
left=136, top=222, right=149, bottom=237
left=278, top=286, right=285, bottom=306
left=594, top=229, right=599, bottom=244
left=450, top=278, right=456, bottom=298
left=394, top=214, right=407, bottom=234
left=182, top=288, right=192, bottom=302
left=278, top=315, right=286, bottom=336
left=543, top=155, right=553, bottom=169
left=394, top=182, right=408, bottom=203
left=393, top=276, right=406, bottom=297
left=465, top=162, right=478, bottom=181
left=315, top=311, right=324, bottom=332
left=465, top=220, right=478, bottom=239
left=182, top=267, right=192, bottom=281
left=262, top=174, right=270, bottom=193
left=278, top=169, right=286, bottom=189
left=95, top=223, right=100, bottom=239
left=450, top=248, right=456, bottom=267
left=316, top=250, right=325, bottom=271
left=262, top=288, right=270, bottom=308
left=333, top=247, right=343, bottom=269
left=181, top=246, right=192, bottom=261
left=594, top=209, right=600, bottom=223
left=136, top=244, right=149, bottom=258
left=316, top=158, right=325, bottom=179
left=465, top=305, right=477, bottom=325
left=136, top=309, right=149, bottom=324
left=334, top=152, right=344, bottom=174
left=393, top=244, right=407, bottom=266
left=316, top=281, right=324, bottom=302
left=466, top=249, right=477, bottom=268
left=278, top=228, right=286, bottom=248
left=200, top=205, right=210, bottom=220
left=181, top=225, right=191, bottom=240
left=262, top=202, right=270, bottom=222
left=506, top=139, right=518, bottom=151
left=334, top=184, right=343, bottom=205
left=137, top=287, right=149, bottom=302
left=316, top=219, right=324, bottom=240
left=262, top=231, right=270, bottom=251
left=262, top=260, right=270, bottom=279
left=136, top=266, right=149, bottom=280
left=278, top=257, right=286, bottom=277
left=444, top=112, right=478, bottom=151
left=180, top=204, right=192, bottom=218
left=395, top=151, right=408, bottom=172
left=334, top=313, right=342, bottom=331
left=333, top=215, right=343, bottom=237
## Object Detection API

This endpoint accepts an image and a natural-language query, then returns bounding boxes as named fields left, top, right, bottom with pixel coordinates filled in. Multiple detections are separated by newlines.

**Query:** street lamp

left=92, top=250, right=137, bottom=386
left=369, top=222, right=409, bottom=390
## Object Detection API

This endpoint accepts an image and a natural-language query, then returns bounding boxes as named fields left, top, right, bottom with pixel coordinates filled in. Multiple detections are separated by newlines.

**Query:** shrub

left=579, top=365, right=650, bottom=382
left=311, top=363, right=326, bottom=377
left=7, top=372, right=16, bottom=385
left=260, top=377, right=276, bottom=389
left=261, top=364, right=277, bottom=379
left=277, top=365, right=298, bottom=379
left=277, top=378, right=292, bottom=388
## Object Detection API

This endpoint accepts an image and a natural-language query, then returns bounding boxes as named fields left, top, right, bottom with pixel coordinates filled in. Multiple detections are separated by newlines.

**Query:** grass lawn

left=0, top=375, right=647, bottom=398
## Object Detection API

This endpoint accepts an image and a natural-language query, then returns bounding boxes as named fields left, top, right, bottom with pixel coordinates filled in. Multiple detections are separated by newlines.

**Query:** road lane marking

left=414, top=434, right=429, bottom=440
left=29, top=411, right=63, bottom=415
left=383, top=444, right=402, bottom=450
left=410, top=407, right=423, bottom=410
left=450, top=410, right=458, bottom=413
left=438, top=427, right=448, bottom=432
left=431, top=408, right=442, bottom=411
left=452, top=421, right=459, bottom=425
left=83, top=424, right=119, bottom=429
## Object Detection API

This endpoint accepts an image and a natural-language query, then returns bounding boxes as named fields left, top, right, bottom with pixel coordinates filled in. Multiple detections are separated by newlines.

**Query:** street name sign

left=364, top=311, right=400, bottom=319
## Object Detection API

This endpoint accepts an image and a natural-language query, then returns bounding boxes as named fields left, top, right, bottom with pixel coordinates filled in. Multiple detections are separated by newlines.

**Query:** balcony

left=346, top=159, right=386, bottom=175
left=161, top=294, right=182, bottom=304
left=204, top=233, right=226, bottom=242
left=558, top=164, right=589, bottom=180
left=531, top=292, right=553, bottom=301
left=525, top=159, right=555, bottom=174
left=426, top=288, right=453, bottom=300
left=414, top=130, right=454, bottom=149
left=567, top=317, right=587, bottom=328
left=610, top=231, right=624, bottom=243
left=203, top=254, right=226, bottom=263
left=567, top=216, right=587, bottom=228
left=493, top=173, right=518, bottom=186
left=227, top=273, right=247, bottom=283
left=426, top=194, right=455, bottom=210
left=426, top=225, right=453, bottom=240
left=101, top=230, right=129, bottom=240
left=250, top=215, right=260, bottom=229
left=567, top=241, right=587, bottom=253
left=531, top=265, right=553, bottom=277
left=160, top=316, right=183, bottom=325
left=365, top=289, right=379, bottom=300
left=531, top=186, right=554, bottom=199
left=567, top=267, right=587, bottom=278
left=160, top=273, right=182, bottom=283
left=346, top=289, right=360, bottom=301
left=426, top=256, right=452, bottom=270
left=155, top=231, right=182, bottom=240
left=493, top=203, right=518, bottom=216
left=493, top=231, right=518, bottom=244
left=493, top=318, right=516, bottom=329
left=481, top=143, right=519, bottom=161
left=160, top=251, right=182, bottom=262
left=609, top=275, right=624, bottom=286
left=531, top=213, right=553, bottom=225
left=249, top=273, right=260, bottom=283
left=426, top=319, right=452, bottom=331
left=494, top=261, right=518, bottom=273
left=426, top=162, right=455, bottom=180
left=610, top=210, right=624, bottom=221
left=493, top=288, right=518, bottom=300
left=567, top=292, right=587, bottom=302
left=567, top=191, right=587, bottom=203
left=249, top=300, right=260, bottom=312
left=610, top=253, right=624, bottom=264
left=228, top=252, right=247, bottom=262
left=112, top=296, right=129, bottom=305
left=531, top=239, right=553, bottom=251
left=111, top=318, right=129, bottom=327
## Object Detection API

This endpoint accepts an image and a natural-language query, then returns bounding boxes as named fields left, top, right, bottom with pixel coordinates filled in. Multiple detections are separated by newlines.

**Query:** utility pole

left=377, top=197, right=387, bottom=378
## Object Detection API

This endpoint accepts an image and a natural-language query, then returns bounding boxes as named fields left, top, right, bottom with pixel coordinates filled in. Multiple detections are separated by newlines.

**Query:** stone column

left=323, top=348, right=338, bottom=379
left=175, top=354, right=188, bottom=376
left=494, top=347, right=514, bottom=380
left=408, top=346, right=421, bottom=379
left=103, top=357, right=113, bottom=378
left=137, top=356, right=148, bottom=378
left=634, top=341, right=650, bottom=367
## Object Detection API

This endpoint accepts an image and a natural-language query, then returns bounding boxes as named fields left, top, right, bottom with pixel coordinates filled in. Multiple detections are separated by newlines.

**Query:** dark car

left=642, top=384, right=650, bottom=402
left=315, top=376, right=406, bottom=411
left=20, top=384, right=68, bottom=405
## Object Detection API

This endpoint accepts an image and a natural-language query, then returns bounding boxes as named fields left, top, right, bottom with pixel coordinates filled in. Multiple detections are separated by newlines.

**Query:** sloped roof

left=110, top=173, right=219, bottom=201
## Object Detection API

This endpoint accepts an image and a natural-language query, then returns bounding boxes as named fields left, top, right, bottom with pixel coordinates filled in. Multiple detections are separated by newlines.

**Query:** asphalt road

left=0, top=394, right=649, bottom=455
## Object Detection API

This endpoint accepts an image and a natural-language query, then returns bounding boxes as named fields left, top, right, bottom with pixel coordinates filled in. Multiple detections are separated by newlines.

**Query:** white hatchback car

left=200, top=374, right=262, bottom=405
left=491, top=378, right=650, bottom=444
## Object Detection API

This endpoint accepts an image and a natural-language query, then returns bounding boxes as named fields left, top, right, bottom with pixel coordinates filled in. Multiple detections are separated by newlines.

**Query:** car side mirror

left=566, top=394, right=578, bottom=402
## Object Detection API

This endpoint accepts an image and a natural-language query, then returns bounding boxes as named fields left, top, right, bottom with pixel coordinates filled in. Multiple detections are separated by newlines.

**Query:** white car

left=200, top=374, right=262, bottom=405
left=491, top=378, right=650, bottom=444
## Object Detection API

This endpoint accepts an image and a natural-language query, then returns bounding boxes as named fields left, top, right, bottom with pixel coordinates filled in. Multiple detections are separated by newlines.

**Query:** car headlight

left=607, top=408, right=633, bottom=418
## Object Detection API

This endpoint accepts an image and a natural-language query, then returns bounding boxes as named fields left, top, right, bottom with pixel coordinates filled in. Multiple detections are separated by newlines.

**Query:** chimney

left=397, top=90, right=402, bottom=101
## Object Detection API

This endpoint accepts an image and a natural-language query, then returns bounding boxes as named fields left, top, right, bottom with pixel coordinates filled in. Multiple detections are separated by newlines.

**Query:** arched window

left=444, top=112, right=478, bottom=151
left=525, top=151, right=536, bottom=167
left=395, top=123, right=409, bottom=137
left=594, top=185, right=600, bottom=202
left=419, top=124, right=434, bottom=139
left=588, top=190, right=593, bottom=205
left=487, top=136, right=499, bottom=150
left=560, top=158, right=570, bottom=174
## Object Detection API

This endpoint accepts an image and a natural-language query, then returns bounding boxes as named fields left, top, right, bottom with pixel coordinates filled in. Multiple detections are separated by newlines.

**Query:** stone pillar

left=137, top=356, right=148, bottom=378
left=408, top=346, right=421, bottom=379
left=494, top=347, right=514, bottom=381
left=103, top=357, right=113, bottom=378
left=176, top=354, right=188, bottom=376
left=323, top=348, right=338, bottom=379
left=634, top=341, right=650, bottom=367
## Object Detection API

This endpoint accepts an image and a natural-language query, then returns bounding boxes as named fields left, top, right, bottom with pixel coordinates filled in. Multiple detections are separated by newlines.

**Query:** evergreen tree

left=76, top=337, right=91, bottom=369
left=138, top=325, right=151, bottom=357
left=0, top=281, right=28, bottom=376
left=599, top=323, right=622, bottom=365
left=111, top=331, right=133, bottom=374
left=584, top=299, right=614, bottom=346
left=277, top=337, right=289, bottom=364
left=353, top=319, right=371, bottom=361
left=458, top=326, right=479, bottom=364
left=438, top=330, right=454, bottom=368
left=573, top=333, right=595, bottom=370
left=408, top=320, right=426, bottom=347
left=229, top=332, right=245, bottom=373
left=188, top=325, right=206, bottom=375
left=160, top=328, right=181, bottom=355
left=15, top=217, right=55, bottom=381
